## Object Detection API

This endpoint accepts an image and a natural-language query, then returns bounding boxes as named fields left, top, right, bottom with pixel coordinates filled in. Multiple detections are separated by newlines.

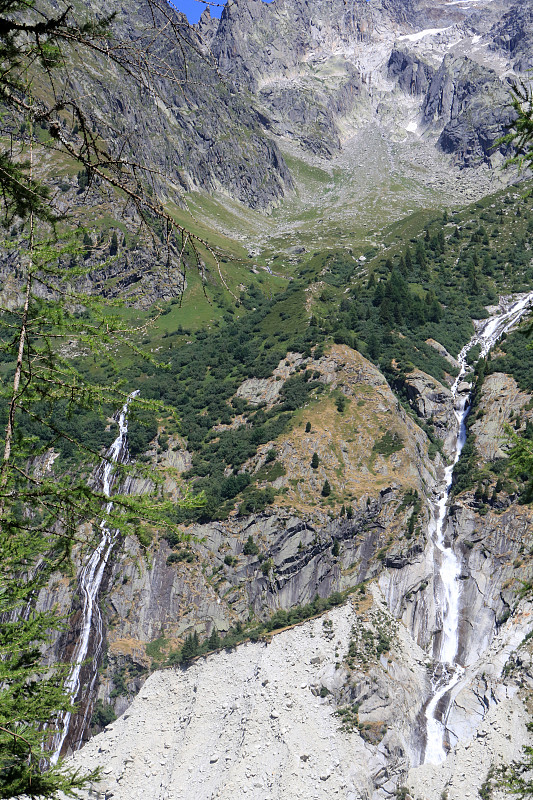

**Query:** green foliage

left=128, top=411, right=158, bottom=457
left=372, top=431, right=404, bottom=457
left=265, top=591, right=346, bottom=632
left=243, top=535, right=259, bottom=556
left=321, top=480, right=331, bottom=497
left=90, top=700, right=117, bottom=731
left=261, top=557, right=274, bottom=576
left=256, top=459, right=286, bottom=482
left=279, top=373, right=323, bottom=411
left=335, top=394, right=347, bottom=413
left=145, top=636, right=168, bottom=661
left=487, top=329, right=533, bottom=393
left=206, top=627, right=221, bottom=650
left=240, top=487, right=275, bottom=515
left=265, top=448, right=277, bottom=463
left=311, top=451, right=320, bottom=469
left=180, top=631, right=200, bottom=662
left=166, top=549, right=194, bottom=565
left=497, top=80, right=533, bottom=175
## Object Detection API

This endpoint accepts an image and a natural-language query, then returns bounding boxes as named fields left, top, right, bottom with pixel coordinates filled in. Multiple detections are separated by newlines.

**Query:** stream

left=51, top=391, right=138, bottom=762
left=423, top=293, right=533, bottom=764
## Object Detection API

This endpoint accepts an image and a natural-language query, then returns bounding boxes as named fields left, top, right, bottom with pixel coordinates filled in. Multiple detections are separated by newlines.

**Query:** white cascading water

left=424, top=293, right=533, bottom=765
left=51, top=391, right=139, bottom=762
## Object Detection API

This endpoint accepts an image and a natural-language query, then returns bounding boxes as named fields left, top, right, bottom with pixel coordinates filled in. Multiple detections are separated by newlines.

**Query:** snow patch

left=397, top=26, right=451, bottom=42
left=446, top=0, right=495, bottom=5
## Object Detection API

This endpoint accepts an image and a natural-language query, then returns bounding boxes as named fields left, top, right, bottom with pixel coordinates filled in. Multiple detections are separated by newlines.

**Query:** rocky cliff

left=49, top=323, right=533, bottom=797
left=203, top=0, right=530, bottom=173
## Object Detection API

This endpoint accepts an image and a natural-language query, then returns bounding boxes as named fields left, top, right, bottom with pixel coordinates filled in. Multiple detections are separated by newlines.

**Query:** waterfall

left=423, top=293, right=533, bottom=764
left=50, top=391, right=139, bottom=762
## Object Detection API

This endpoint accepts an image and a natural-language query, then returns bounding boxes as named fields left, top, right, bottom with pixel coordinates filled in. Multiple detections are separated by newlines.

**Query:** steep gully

left=51, top=392, right=138, bottom=762
left=423, top=293, right=533, bottom=765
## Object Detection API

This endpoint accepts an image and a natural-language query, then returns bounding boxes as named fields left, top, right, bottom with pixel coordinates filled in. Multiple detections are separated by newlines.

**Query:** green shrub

left=261, top=558, right=274, bottom=576
left=335, top=395, right=347, bottom=413
left=372, top=431, right=404, bottom=457
left=166, top=549, right=194, bottom=564
left=243, top=535, right=259, bottom=556
left=240, top=487, right=275, bottom=515
left=91, top=701, right=117, bottom=730
left=145, top=635, right=168, bottom=660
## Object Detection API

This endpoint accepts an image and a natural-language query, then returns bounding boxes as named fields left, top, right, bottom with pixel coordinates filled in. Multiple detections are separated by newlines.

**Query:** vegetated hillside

left=11, top=181, right=532, bottom=520
left=113, top=182, right=533, bottom=515
left=30, top=180, right=533, bottom=774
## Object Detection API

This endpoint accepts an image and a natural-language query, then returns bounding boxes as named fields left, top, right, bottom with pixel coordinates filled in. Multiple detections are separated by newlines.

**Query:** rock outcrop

left=64, top=592, right=533, bottom=800
left=64, top=593, right=431, bottom=800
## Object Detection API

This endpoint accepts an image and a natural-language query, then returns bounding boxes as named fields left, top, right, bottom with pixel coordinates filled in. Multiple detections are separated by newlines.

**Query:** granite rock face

left=424, top=55, right=515, bottom=166
left=388, top=48, right=435, bottom=97
left=200, top=0, right=532, bottom=174
left=49, top=336, right=533, bottom=796
left=71, top=0, right=294, bottom=210
left=64, top=595, right=431, bottom=800
left=491, top=0, right=533, bottom=72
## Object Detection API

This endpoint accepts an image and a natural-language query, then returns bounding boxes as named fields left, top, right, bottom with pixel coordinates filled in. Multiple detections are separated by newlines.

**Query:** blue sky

left=171, top=0, right=273, bottom=24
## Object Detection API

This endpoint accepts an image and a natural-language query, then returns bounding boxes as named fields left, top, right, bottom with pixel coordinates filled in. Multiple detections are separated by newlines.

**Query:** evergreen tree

left=207, top=628, right=221, bottom=650
left=180, top=634, right=197, bottom=662
left=398, top=254, right=407, bottom=276
left=243, top=535, right=259, bottom=556
left=311, top=452, right=320, bottom=469
left=0, top=4, right=208, bottom=793
left=497, top=79, right=533, bottom=176
left=415, top=239, right=427, bottom=269
left=368, top=333, right=380, bottom=361
left=321, top=480, right=331, bottom=497
left=110, top=231, right=119, bottom=256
